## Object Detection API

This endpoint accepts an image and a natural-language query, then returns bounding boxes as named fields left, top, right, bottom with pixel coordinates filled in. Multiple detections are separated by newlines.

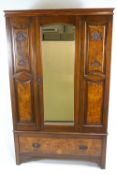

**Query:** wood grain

left=16, top=80, right=33, bottom=122
left=85, top=81, right=104, bottom=125
left=19, top=136, right=102, bottom=157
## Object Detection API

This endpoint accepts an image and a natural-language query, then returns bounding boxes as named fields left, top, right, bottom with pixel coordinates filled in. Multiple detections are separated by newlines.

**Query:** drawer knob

left=32, top=143, right=40, bottom=149
left=79, top=145, right=88, bottom=151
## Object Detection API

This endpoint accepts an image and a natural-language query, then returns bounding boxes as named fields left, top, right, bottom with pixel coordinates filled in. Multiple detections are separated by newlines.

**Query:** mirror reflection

left=41, top=24, right=75, bottom=125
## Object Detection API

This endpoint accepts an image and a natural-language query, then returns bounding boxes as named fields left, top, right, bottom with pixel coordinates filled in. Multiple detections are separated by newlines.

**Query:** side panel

left=80, top=15, right=113, bottom=132
left=7, top=17, right=40, bottom=130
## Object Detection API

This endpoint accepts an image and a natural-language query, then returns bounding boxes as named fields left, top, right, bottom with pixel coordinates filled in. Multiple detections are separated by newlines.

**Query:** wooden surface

left=5, top=8, right=114, bottom=17
left=79, top=15, right=113, bottom=133
left=14, top=132, right=106, bottom=168
left=86, top=81, right=104, bottom=125
left=5, top=9, right=113, bottom=168
left=19, top=136, right=102, bottom=157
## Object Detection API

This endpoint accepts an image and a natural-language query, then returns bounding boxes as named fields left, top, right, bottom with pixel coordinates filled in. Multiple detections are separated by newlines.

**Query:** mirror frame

left=38, top=16, right=80, bottom=132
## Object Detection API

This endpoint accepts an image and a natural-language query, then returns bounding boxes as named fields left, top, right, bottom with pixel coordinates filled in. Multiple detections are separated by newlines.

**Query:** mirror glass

left=41, top=24, right=75, bottom=125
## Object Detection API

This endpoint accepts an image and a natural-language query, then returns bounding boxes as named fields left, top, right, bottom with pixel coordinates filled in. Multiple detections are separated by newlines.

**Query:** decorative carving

left=91, top=31, right=102, bottom=41
left=16, top=32, right=27, bottom=41
left=91, top=57, right=101, bottom=67
left=15, top=31, right=29, bottom=68
left=13, top=28, right=30, bottom=72
left=90, top=31, right=101, bottom=68
left=87, top=25, right=106, bottom=73
left=18, top=59, right=25, bottom=66
left=18, top=57, right=28, bottom=66
left=13, top=72, right=32, bottom=81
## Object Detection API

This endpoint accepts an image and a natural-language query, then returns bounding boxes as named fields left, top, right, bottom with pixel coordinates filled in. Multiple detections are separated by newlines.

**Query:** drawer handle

left=32, top=143, right=40, bottom=149
left=79, top=145, right=88, bottom=151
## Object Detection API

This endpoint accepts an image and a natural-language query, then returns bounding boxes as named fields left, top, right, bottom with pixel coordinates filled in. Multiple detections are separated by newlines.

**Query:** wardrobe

left=5, top=8, right=114, bottom=168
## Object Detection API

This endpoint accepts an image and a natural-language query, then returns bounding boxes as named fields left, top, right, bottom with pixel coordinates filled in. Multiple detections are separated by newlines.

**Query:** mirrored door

left=40, top=22, right=76, bottom=127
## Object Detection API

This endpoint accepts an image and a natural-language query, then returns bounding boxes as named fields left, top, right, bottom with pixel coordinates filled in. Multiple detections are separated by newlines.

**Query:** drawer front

left=19, top=136, right=102, bottom=157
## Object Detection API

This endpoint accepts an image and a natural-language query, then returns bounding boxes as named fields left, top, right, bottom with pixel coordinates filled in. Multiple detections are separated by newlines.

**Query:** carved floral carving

left=89, top=31, right=102, bottom=68
left=91, top=31, right=102, bottom=41
left=16, top=32, right=27, bottom=41
left=90, top=57, right=101, bottom=67
left=18, top=58, right=28, bottom=66
left=15, top=32, right=28, bottom=67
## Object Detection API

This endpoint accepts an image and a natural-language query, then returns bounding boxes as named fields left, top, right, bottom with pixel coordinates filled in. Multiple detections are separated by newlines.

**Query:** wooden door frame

left=36, top=16, right=81, bottom=132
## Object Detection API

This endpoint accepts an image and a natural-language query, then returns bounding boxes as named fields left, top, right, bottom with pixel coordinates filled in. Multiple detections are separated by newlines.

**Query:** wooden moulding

left=4, top=8, right=114, bottom=17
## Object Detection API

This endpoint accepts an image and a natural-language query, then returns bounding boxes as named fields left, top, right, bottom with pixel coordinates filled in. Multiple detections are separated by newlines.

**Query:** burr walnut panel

left=85, top=81, right=104, bottom=125
left=19, top=136, right=102, bottom=157
left=86, top=24, right=106, bottom=73
left=15, top=80, right=34, bottom=122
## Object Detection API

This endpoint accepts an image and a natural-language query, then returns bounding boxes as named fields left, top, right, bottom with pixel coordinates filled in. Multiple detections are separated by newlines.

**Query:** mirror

left=41, top=24, right=75, bottom=125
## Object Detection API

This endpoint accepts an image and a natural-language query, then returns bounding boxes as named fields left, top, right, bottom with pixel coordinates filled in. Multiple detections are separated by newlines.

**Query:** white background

left=0, top=1, right=117, bottom=175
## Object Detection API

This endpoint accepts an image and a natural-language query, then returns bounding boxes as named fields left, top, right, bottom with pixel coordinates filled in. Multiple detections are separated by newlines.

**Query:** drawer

left=19, top=136, right=102, bottom=157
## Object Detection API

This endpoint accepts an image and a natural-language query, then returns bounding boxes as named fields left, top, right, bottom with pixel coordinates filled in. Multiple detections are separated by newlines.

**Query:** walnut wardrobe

left=5, top=9, right=114, bottom=168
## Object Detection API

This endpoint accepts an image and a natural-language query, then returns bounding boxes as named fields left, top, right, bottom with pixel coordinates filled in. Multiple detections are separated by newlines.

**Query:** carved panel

left=86, top=25, right=106, bottom=73
left=15, top=80, right=34, bottom=122
left=14, top=72, right=32, bottom=81
left=85, top=81, right=104, bottom=125
left=12, top=28, right=30, bottom=72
